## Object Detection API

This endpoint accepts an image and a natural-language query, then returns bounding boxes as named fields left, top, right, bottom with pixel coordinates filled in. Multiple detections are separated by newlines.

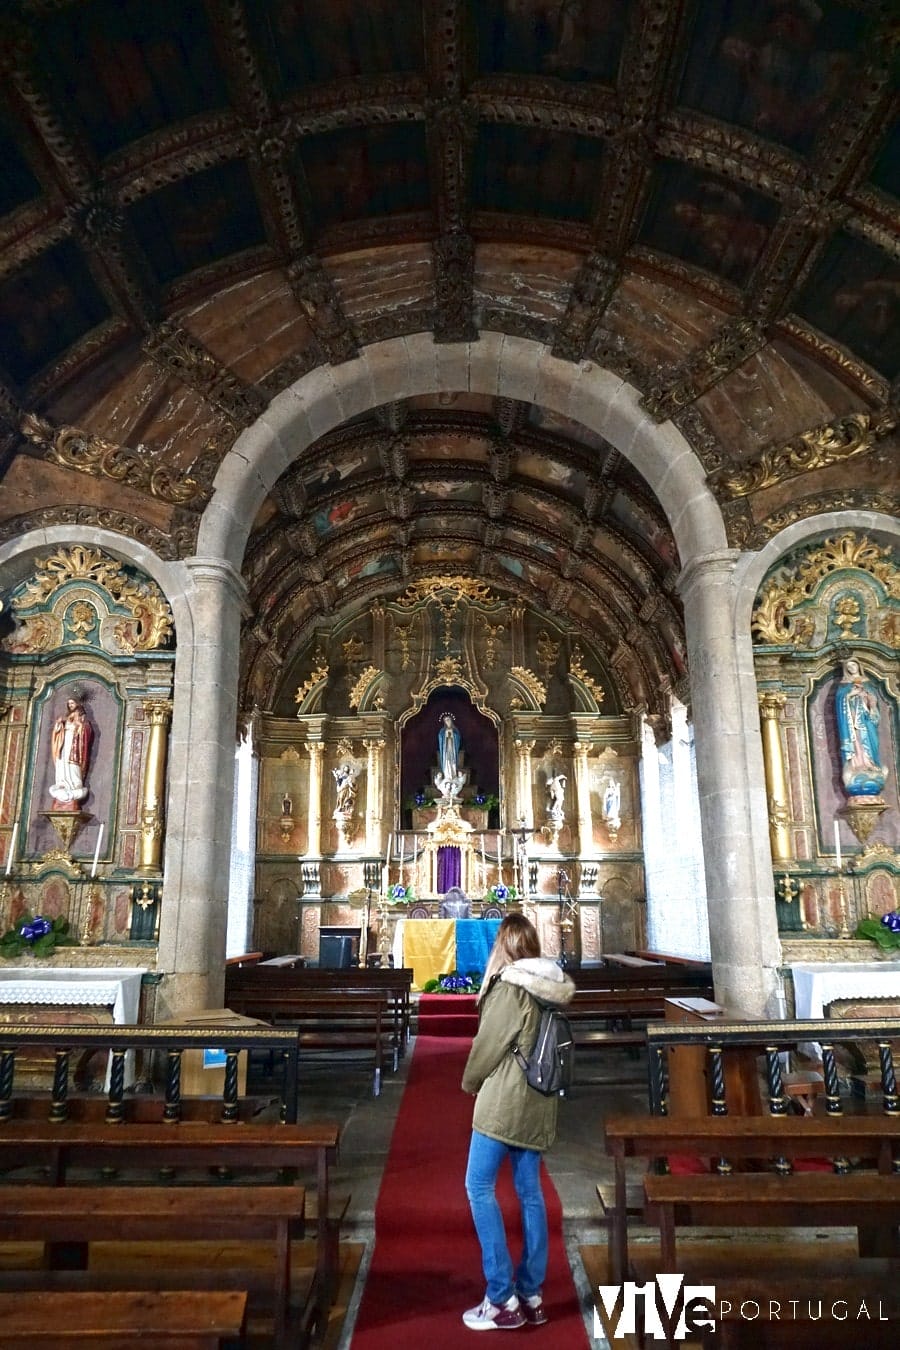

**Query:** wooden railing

left=0, top=1023, right=303, bottom=1123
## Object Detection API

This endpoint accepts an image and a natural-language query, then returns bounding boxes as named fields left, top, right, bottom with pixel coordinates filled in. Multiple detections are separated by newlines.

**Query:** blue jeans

left=464, top=1130, right=548, bottom=1306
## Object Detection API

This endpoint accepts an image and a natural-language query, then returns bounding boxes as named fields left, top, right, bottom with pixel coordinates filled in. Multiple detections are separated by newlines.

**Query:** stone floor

left=274, top=1031, right=650, bottom=1348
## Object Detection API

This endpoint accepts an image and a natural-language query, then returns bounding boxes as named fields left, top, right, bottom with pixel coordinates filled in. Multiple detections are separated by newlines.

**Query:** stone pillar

left=758, top=691, right=792, bottom=865
left=139, top=698, right=173, bottom=872
left=157, top=558, right=246, bottom=1017
left=573, top=741, right=594, bottom=855
left=305, top=740, right=325, bottom=858
left=678, top=551, right=781, bottom=1016
left=514, top=739, right=535, bottom=831
left=364, top=737, right=385, bottom=855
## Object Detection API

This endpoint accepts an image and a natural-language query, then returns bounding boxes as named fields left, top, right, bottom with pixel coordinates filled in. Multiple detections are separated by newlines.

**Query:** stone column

left=573, top=741, right=594, bottom=855
left=364, top=738, right=385, bottom=855
left=305, top=740, right=325, bottom=858
left=758, top=691, right=792, bottom=865
left=678, top=551, right=781, bottom=1016
left=157, top=558, right=247, bottom=1017
left=139, top=698, right=173, bottom=872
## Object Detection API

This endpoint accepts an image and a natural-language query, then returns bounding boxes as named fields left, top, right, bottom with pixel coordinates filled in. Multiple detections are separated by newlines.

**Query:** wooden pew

left=225, top=964, right=413, bottom=1060
left=224, top=991, right=394, bottom=1094
left=603, top=1114, right=900, bottom=1283
left=644, top=1169, right=900, bottom=1269
left=0, top=1120, right=340, bottom=1346
left=0, top=1186, right=301, bottom=1346
left=0, top=1290, right=248, bottom=1349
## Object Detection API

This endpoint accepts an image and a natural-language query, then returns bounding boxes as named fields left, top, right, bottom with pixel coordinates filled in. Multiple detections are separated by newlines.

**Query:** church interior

left=0, top=2, right=898, bottom=1346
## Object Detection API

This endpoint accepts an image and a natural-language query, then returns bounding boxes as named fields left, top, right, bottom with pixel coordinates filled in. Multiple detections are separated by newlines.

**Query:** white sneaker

left=462, top=1294, right=526, bottom=1330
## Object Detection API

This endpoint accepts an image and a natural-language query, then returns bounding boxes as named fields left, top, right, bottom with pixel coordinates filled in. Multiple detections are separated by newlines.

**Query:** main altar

left=253, top=576, right=647, bottom=966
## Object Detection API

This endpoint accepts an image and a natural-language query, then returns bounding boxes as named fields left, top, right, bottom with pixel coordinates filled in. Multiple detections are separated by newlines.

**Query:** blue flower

left=494, top=884, right=508, bottom=901
left=474, top=794, right=486, bottom=806
left=19, top=917, right=52, bottom=942
left=414, top=793, right=427, bottom=806
left=390, top=884, right=407, bottom=900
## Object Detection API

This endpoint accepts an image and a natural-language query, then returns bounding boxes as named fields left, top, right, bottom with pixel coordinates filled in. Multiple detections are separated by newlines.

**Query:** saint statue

left=834, top=658, right=888, bottom=797
left=332, top=762, right=358, bottom=815
left=547, top=772, right=566, bottom=816
left=603, top=779, right=622, bottom=832
left=49, top=693, right=93, bottom=807
left=438, top=712, right=461, bottom=782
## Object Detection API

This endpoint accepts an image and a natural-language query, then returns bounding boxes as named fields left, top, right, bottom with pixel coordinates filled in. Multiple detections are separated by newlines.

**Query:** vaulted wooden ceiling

left=0, top=1, right=897, bottom=713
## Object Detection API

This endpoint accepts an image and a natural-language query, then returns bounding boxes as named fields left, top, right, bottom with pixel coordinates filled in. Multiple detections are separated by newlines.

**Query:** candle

left=399, top=835, right=404, bottom=868
left=382, top=864, right=389, bottom=895
left=91, top=822, right=104, bottom=878
left=5, top=821, right=18, bottom=877
left=834, top=820, right=842, bottom=870
left=481, top=835, right=486, bottom=870
left=497, top=838, right=502, bottom=882
left=386, top=832, right=393, bottom=862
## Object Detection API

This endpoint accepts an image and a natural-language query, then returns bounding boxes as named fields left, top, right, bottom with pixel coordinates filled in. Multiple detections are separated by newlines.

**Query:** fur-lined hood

left=500, top=957, right=575, bottom=1006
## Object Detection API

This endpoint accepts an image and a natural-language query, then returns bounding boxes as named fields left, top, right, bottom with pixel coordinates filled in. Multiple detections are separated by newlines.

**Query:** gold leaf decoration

left=752, top=532, right=900, bottom=646
left=395, top=575, right=495, bottom=607
left=348, top=665, right=379, bottom=710
left=569, top=644, right=605, bottom=706
left=21, top=413, right=215, bottom=508
left=715, top=411, right=897, bottom=499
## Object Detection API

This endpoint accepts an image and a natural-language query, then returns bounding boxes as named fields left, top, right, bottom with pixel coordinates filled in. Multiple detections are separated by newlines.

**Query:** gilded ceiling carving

left=714, top=410, right=899, bottom=500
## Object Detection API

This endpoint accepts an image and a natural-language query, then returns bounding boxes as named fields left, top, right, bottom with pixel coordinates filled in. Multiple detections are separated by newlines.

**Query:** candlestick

left=5, top=821, right=18, bottom=877
left=399, top=834, right=404, bottom=868
left=497, top=838, right=502, bottom=884
left=91, top=823, right=104, bottom=878
left=833, top=820, right=842, bottom=871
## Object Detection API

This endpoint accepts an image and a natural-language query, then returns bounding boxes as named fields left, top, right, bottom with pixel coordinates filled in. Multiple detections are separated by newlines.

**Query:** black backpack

left=512, top=1001, right=574, bottom=1097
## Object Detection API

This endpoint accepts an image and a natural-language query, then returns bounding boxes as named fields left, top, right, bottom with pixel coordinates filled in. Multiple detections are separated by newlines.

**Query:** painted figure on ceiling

left=49, top=693, right=93, bottom=808
left=835, top=658, right=888, bottom=797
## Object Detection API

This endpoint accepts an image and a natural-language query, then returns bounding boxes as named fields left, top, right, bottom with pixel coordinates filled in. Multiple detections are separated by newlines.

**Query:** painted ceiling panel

left=36, top=0, right=228, bottom=158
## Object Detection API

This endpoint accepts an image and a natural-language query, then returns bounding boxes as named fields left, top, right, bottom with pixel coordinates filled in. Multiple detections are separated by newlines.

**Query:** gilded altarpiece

left=752, top=533, right=900, bottom=961
left=0, top=547, right=174, bottom=964
left=251, top=578, right=645, bottom=961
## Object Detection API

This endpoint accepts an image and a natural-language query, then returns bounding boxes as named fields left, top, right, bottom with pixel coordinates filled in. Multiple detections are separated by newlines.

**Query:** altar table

left=392, top=918, right=502, bottom=990
left=790, top=961, right=900, bottom=1020
left=0, top=966, right=147, bottom=1086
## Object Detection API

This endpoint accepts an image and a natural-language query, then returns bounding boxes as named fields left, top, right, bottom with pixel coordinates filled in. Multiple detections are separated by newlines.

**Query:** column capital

left=141, top=697, right=173, bottom=726
left=677, top=549, right=742, bottom=602
left=183, top=556, right=251, bottom=613
left=758, top=690, right=787, bottom=719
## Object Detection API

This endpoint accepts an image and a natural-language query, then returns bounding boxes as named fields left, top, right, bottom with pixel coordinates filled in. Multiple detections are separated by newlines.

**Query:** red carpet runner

left=350, top=1036, right=590, bottom=1349
left=416, top=994, right=478, bottom=1038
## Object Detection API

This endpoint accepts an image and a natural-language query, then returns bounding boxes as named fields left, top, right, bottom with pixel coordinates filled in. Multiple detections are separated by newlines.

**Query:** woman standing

left=461, top=913, right=575, bottom=1331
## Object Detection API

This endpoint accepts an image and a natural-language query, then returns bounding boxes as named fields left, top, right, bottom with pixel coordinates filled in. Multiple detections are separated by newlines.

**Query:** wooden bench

left=226, top=965, right=413, bottom=1061
left=0, top=1289, right=248, bottom=1348
left=603, top=1113, right=900, bottom=1282
left=0, top=1185, right=301, bottom=1345
left=644, top=1169, right=900, bottom=1269
left=225, top=991, right=394, bottom=1094
left=0, top=1119, right=340, bottom=1346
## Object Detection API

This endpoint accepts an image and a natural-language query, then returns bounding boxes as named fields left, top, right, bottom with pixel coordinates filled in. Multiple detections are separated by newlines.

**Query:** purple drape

left=437, top=845, right=461, bottom=892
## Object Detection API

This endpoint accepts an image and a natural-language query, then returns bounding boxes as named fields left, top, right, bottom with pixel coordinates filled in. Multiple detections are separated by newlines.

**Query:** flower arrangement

left=472, top=793, right=500, bottom=811
left=482, top=883, right=516, bottom=905
left=855, top=910, right=900, bottom=952
left=422, top=970, right=481, bottom=995
left=407, top=791, right=435, bottom=809
left=0, top=912, right=77, bottom=960
left=385, top=882, right=417, bottom=906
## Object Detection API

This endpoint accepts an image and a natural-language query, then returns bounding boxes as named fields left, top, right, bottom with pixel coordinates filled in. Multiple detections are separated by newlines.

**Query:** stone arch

left=199, top=333, right=727, bottom=569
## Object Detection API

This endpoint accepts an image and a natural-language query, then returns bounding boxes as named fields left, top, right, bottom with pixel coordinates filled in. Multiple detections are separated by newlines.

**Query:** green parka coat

left=461, top=957, right=575, bottom=1152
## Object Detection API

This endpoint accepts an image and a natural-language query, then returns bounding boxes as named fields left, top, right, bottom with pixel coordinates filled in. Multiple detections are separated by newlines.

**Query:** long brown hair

left=478, top=913, right=541, bottom=1000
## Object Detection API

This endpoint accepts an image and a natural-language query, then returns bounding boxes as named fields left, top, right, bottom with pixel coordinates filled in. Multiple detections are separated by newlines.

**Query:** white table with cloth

left=0, top=966, right=147, bottom=1086
left=790, top=961, right=900, bottom=1019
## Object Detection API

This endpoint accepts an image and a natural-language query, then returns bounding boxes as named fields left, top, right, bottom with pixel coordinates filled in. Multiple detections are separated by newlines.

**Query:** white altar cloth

left=0, top=967, right=147, bottom=1087
left=0, top=967, right=146, bottom=1024
left=790, top=961, right=900, bottom=1020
